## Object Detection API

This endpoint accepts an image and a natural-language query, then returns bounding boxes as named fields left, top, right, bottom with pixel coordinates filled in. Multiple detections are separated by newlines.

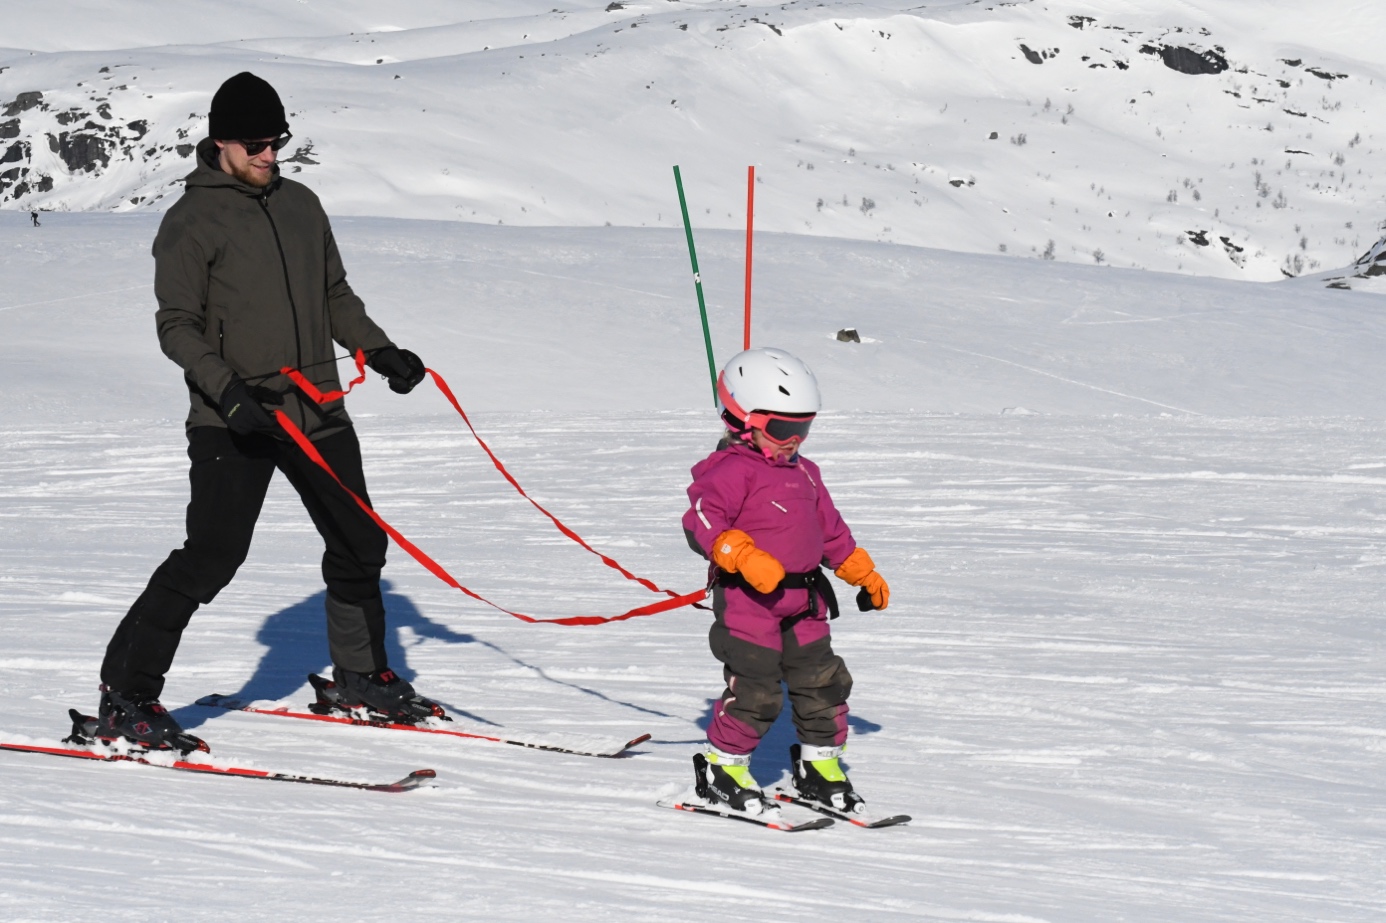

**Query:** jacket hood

left=186, top=137, right=281, bottom=195
left=724, top=440, right=800, bottom=467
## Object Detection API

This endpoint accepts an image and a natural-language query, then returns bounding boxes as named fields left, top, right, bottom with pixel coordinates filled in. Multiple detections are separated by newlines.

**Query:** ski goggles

left=717, top=372, right=815, bottom=445
left=749, top=410, right=815, bottom=445
left=237, top=132, right=293, bottom=156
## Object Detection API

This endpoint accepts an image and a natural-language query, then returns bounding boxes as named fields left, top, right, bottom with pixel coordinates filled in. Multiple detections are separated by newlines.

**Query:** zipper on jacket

left=256, top=192, right=304, bottom=372
left=218, top=320, right=225, bottom=358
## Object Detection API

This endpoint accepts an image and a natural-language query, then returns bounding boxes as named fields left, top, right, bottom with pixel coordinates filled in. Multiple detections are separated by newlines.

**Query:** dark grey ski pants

left=706, top=586, right=854, bottom=753
left=101, top=425, right=389, bottom=698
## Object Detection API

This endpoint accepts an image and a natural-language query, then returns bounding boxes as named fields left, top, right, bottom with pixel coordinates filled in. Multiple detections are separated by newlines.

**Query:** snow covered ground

left=3, top=213, right=1386, bottom=920
left=4, top=1, right=1386, bottom=918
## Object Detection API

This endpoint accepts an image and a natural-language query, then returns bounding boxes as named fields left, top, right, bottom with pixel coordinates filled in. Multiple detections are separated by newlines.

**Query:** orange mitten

left=835, top=546, right=890, bottom=610
left=711, top=529, right=786, bottom=594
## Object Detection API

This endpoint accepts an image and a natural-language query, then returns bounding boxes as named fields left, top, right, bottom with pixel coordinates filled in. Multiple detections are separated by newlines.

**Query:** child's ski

left=196, top=690, right=651, bottom=759
left=771, top=789, right=911, bottom=828
left=1, top=721, right=435, bottom=793
left=657, top=799, right=834, bottom=831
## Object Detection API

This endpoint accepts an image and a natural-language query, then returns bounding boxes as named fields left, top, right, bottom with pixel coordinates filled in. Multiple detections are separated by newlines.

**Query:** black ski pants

left=101, top=425, right=389, bottom=699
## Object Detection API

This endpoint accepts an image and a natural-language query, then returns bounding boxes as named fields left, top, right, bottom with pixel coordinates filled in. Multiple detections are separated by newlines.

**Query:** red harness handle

left=274, top=353, right=706, bottom=625
left=281, top=349, right=369, bottom=405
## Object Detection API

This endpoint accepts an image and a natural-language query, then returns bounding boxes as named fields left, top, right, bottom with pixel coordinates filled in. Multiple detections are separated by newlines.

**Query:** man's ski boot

left=791, top=743, right=866, bottom=815
left=308, top=668, right=448, bottom=724
left=77, top=687, right=209, bottom=754
left=693, top=745, right=774, bottom=816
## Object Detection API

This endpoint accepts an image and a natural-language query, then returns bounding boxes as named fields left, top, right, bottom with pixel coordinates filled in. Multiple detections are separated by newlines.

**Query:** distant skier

left=97, top=71, right=438, bottom=749
left=30, top=210, right=39, bottom=227
left=681, top=348, right=891, bottom=819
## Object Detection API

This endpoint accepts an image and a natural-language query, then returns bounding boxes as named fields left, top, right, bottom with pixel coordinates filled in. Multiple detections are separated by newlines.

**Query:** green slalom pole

left=673, top=165, right=719, bottom=406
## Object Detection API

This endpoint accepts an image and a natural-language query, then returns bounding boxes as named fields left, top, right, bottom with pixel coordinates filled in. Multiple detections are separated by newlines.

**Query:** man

left=98, top=72, right=441, bottom=747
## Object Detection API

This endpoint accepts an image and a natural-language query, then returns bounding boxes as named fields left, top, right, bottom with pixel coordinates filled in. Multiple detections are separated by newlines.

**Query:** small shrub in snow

left=1042, top=240, right=1056, bottom=260
left=1011, top=133, right=1027, bottom=146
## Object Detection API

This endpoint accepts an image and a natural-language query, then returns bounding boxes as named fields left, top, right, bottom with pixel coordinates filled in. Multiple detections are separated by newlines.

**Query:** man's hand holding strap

left=220, top=377, right=284, bottom=436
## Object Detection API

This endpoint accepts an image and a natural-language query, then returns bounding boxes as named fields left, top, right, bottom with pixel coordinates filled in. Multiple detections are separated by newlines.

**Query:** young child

left=682, top=347, right=890, bottom=817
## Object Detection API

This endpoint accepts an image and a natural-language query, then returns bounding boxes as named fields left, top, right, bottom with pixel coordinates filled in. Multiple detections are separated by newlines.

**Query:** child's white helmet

left=717, top=348, right=821, bottom=443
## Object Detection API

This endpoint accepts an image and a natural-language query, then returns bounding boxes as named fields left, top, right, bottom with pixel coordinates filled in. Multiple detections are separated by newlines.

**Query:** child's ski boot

left=791, top=743, right=866, bottom=815
left=693, top=745, right=773, bottom=816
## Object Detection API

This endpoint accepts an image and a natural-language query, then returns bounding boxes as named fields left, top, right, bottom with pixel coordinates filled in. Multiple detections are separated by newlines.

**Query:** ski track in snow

left=2, top=411, right=1385, bottom=921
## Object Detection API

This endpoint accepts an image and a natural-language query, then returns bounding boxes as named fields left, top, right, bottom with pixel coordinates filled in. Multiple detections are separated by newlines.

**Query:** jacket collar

left=187, top=137, right=282, bottom=196
left=723, top=440, right=800, bottom=468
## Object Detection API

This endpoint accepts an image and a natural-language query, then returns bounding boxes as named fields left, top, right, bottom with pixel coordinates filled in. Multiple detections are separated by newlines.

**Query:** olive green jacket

left=153, top=138, right=393, bottom=439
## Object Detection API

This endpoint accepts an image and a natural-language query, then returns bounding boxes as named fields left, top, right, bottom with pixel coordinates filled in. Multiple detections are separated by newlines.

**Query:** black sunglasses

left=237, top=132, right=293, bottom=156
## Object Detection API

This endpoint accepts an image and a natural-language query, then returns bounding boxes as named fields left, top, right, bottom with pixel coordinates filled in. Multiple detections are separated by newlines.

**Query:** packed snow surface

left=2, top=212, right=1385, bottom=921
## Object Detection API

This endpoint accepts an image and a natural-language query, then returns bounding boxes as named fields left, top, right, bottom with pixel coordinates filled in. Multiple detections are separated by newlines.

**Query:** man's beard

left=226, top=158, right=274, bottom=188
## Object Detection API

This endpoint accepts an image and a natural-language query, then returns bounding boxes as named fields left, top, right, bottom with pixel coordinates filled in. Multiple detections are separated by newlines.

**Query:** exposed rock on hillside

left=1141, top=43, right=1229, bottom=75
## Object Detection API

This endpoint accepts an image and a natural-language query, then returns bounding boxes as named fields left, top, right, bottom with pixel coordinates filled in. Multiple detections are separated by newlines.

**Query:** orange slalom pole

left=744, top=165, right=754, bottom=350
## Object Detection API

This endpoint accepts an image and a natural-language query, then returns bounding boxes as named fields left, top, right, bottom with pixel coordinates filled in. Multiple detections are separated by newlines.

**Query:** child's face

left=750, top=426, right=801, bottom=462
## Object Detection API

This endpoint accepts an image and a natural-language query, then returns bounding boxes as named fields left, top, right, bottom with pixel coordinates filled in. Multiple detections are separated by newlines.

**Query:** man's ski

left=771, top=789, right=911, bottom=828
left=657, top=799, right=834, bottom=831
left=196, top=691, right=651, bottom=759
left=1, top=733, right=435, bottom=793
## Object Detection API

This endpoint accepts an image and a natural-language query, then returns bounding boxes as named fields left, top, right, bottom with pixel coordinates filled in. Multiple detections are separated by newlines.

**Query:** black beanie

left=208, top=72, right=288, bottom=140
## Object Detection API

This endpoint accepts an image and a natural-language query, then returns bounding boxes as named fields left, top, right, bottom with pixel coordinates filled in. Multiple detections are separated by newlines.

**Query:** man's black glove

left=220, top=377, right=285, bottom=436
left=369, top=346, right=426, bottom=394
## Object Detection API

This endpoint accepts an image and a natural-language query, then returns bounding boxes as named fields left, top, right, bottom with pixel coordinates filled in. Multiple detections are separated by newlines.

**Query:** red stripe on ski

left=0, top=740, right=434, bottom=792
left=196, top=694, right=651, bottom=758
left=657, top=799, right=833, bottom=831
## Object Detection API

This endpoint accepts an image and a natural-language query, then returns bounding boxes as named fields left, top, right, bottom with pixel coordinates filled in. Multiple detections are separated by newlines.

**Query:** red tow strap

left=274, top=353, right=706, bottom=626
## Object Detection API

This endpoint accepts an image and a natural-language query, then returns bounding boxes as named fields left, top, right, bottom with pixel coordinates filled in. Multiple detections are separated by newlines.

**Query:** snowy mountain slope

left=3, top=0, right=1385, bottom=281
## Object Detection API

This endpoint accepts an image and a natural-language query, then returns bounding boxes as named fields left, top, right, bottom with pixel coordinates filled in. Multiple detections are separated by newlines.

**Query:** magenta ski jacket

left=682, top=442, right=857, bottom=647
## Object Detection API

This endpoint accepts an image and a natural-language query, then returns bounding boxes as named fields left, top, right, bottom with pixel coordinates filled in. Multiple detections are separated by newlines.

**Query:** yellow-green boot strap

left=810, top=757, right=846, bottom=782
left=722, top=763, right=757, bottom=788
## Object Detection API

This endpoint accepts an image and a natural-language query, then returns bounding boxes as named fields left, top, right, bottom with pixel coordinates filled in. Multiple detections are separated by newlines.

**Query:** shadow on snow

left=174, top=580, right=484, bottom=730
left=173, top=579, right=679, bottom=731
